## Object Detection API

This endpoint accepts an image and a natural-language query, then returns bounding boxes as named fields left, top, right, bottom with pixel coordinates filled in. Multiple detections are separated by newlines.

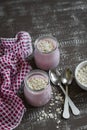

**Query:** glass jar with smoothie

left=34, top=35, right=60, bottom=70
left=24, top=69, right=52, bottom=107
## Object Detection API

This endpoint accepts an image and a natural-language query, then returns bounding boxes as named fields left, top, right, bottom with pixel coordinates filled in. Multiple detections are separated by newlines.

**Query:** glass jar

left=34, top=35, right=60, bottom=70
left=24, top=69, right=52, bottom=107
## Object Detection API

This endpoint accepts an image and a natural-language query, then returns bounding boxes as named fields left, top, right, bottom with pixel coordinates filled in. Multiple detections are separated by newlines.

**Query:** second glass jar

left=34, top=35, right=60, bottom=70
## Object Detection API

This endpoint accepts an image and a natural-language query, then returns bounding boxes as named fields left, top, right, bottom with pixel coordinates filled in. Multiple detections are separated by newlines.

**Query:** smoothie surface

left=27, top=75, right=48, bottom=91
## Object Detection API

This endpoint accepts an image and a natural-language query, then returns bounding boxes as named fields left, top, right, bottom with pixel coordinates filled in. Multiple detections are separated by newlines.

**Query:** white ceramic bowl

left=75, top=60, right=87, bottom=90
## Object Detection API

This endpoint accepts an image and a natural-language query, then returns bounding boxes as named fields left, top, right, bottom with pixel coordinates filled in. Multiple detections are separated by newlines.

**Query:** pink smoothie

left=24, top=70, right=52, bottom=107
left=34, top=36, right=60, bottom=70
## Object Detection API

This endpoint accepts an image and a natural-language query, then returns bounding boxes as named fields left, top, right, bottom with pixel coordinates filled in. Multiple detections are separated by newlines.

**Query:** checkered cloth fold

left=0, top=31, right=33, bottom=130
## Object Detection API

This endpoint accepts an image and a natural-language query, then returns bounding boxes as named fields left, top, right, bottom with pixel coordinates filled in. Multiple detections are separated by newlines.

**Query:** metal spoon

left=49, top=68, right=80, bottom=117
left=61, top=68, right=73, bottom=119
left=56, top=68, right=70, bottom=119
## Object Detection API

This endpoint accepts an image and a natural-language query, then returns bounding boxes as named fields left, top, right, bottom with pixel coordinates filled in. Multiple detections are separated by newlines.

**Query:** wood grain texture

left=0, top=0, right=87, bottom=130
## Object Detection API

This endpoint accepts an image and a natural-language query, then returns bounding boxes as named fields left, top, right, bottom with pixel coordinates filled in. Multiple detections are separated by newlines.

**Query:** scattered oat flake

left=56, top=126, right=59, bottom=129
left=48, top=113, right=54, bottom=118
left=56, top=108, right=61, bottom=112
left=50, top=103, right=54, bottom=106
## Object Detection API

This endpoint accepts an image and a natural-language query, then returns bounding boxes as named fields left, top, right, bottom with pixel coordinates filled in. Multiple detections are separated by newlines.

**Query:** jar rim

left=24, top=69, right=50, bottom=92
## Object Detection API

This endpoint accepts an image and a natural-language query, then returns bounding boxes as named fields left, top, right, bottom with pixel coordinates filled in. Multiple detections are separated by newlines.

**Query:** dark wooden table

left=0, top=0, right=87, bottom=130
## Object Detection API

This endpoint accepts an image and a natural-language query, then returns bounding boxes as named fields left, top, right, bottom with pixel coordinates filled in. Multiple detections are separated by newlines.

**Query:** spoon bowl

left=49, top=68, right=60, bottom=86
left=61, top=68, right=73, bottom=86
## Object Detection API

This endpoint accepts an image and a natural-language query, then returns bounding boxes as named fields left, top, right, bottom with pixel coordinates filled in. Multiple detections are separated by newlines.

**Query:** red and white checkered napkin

left=0, top=31, right=33, bottom=130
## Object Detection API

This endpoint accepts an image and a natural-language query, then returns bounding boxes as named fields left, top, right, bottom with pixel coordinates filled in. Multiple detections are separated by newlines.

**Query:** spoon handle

left=58, top=83, right=80, bottom=115
left=63, top=85, right=70, bottom=119
left=68, top=97, right=80, bottom=115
